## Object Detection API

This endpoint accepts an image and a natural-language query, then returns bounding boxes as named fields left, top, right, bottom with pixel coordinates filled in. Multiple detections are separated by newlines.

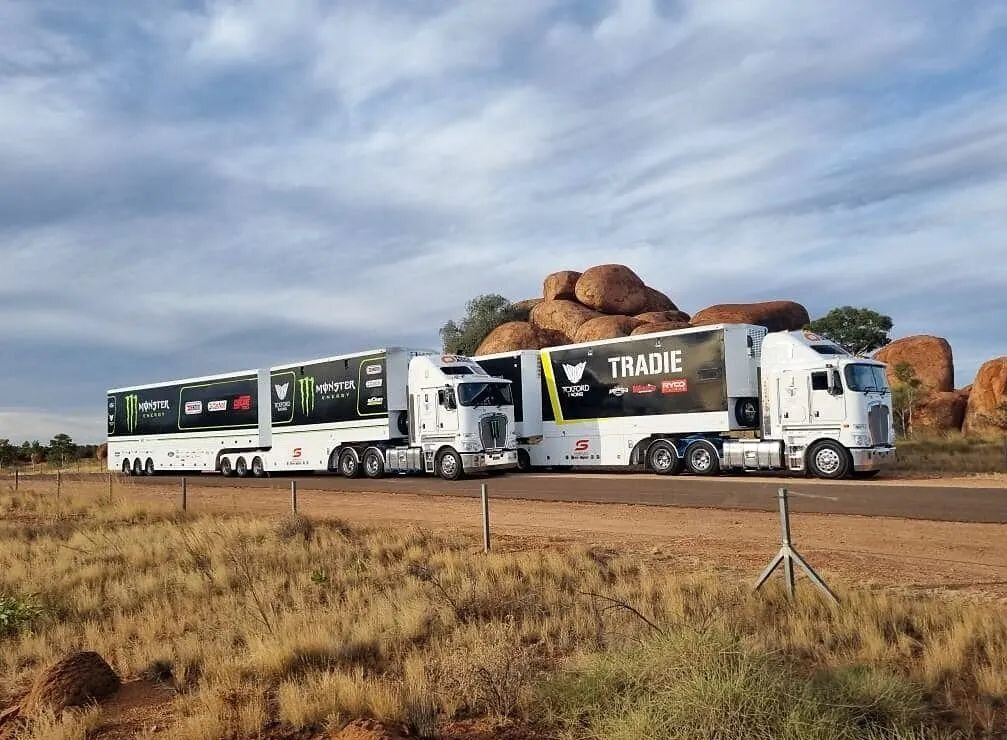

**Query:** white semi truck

left=476, top=323, right=895, bottom=479
left=107, top=349, right=518, bottom=480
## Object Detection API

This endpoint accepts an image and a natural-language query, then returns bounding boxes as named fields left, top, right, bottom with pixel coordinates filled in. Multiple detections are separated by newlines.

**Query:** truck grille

left=479, top=413, right=508, bottom=450
left=869, top=404, right=891, bottom=446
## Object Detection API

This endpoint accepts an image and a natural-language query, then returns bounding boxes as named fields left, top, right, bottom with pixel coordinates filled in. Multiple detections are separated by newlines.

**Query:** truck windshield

left=844, top=364, right=889, bottom=393
left=457, top=382, right=513, bottom=407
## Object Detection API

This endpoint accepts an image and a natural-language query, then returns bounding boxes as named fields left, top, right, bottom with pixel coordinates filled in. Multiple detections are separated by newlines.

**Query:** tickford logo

left=123, top=394, right=169, bottom=433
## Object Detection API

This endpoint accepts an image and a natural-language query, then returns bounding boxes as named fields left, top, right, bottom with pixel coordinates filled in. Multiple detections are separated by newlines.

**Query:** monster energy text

left=123, top=394, right=170, bottom=433
left=297, top=376, right=356, bottom=416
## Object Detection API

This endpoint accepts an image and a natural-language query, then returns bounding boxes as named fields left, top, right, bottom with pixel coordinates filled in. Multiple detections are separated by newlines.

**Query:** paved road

left=118, top=472, right=1007, bottom=524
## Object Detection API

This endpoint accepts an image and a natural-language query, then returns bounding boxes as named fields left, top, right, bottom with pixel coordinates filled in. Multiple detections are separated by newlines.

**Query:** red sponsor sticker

left=292, top=447, right=302, bottom=459
left=661, top=379, right=688, bottom=394
left=233, top=394, right=252, bottom=411
left=574, top=439, right=590, bottom=452
left=632, top=384, right=657, bottom=394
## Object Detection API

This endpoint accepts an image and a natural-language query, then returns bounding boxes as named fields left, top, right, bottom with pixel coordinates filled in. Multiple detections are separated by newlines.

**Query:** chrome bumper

left=850, top=446, right=895, bottom=472
left=461, top=449, right=518, bottom=473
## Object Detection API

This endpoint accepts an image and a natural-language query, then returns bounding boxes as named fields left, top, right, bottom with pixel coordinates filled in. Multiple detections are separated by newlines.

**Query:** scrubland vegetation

left=0, top=486, right=1004, bottom=739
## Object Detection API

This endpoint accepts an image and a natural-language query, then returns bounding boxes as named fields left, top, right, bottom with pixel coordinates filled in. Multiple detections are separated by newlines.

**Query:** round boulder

left=530, top=299, right=602, bottom=339
left=543, top=271, right=582, bottom=301
left=535, top=327, right=574, bottom=348
left=963, top=357, right=1007, bottom=435
left=574, top=264, right=647, bottom=315
left=914, top=392, right=967, bottom=433
left=23, top=652, right=121, bottom=717
left=631, top=320, right=692, bottom=336
left=690, top=301, right=810, bottom=333
left=475, top=322, right=540, bottom=355
left=875, top=336, right=954, bottom=393
left=635, top=310, right=691, bottom=325
left=511, top=298, right=542, bottom=321
left=638, top=286, right=679, bottom=313
left=574, top=315, right=642, bottom=342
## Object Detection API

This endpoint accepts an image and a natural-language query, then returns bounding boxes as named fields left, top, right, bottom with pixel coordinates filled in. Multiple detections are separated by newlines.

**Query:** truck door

left=419, top=389, right=438, bottom=437
left=436, top=387, right=459, bottom=433
left=808, top=370, right=845, bottom=425
left=779, top=371, right=809, bottom=425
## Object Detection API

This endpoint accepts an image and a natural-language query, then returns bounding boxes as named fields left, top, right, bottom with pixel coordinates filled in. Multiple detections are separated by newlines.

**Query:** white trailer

left=107, top=349, right=518, bottom=480
left=476, top=324, right=895, bottom=479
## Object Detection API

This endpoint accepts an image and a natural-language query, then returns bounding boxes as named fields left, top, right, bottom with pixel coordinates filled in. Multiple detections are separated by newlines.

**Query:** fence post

left=290, top=480, right=298, bottom=513
left=107, top=472, right=113, bottom=504
left=481, top=483, right=491, bottom=553
left=181, top=477, right=187, bottom=511
left=56, top=471, right=61, bottom=499
left=13, top=469, right=17, bottom=492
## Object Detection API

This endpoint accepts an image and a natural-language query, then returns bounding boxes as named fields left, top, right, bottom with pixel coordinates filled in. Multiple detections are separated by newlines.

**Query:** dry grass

left=893, top=434, right=1007, bottom=475
left=0, top=486, right=1005, bottom=738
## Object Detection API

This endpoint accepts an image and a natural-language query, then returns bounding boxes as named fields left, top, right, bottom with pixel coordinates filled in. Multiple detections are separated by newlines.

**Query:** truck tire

left=220, top=458, right=233, bottom=477
left=516, top=449, right=532, bottom=473
left=251, top=456, right=265, bottom=478
left=807, top=441, right=851, bottom=479
left=647, top=440, right=681, bottom=475
left=735, top=398, right=760, bottom=427
left=685, top=441, right=720, bottom=476
left=396, top=412, right=410, bottom=437
left=144, top=458, right=155, bottom=476
left=132, top=458, right=143, bottom=476
left=235, top=457, right=248, bottom=478
left=437, top=448, right=464, bottom=481
left=338, top=449, right=361, bottom=479
left=363, top=448, right=385, bottom=479
left=122, top=459, right=132, bottom=476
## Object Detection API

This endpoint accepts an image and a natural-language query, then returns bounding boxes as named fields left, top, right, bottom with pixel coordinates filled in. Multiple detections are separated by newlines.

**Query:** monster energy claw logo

left=298, top=376, right=315, bottom=416
left=124, top=394, right=139, bottom=433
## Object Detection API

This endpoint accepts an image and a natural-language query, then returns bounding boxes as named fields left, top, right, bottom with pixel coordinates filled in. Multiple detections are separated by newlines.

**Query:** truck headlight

left=853, top=434, right=872, bottom=447
left=459, top=440, right=481, bottom=452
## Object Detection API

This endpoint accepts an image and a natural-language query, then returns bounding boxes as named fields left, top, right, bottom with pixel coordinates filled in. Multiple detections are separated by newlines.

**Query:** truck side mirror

left=439, top=386, right=456, bottom=410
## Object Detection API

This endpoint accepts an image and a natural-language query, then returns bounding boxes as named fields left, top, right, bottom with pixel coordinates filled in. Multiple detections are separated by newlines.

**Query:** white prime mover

left=107, top=349, right=517, bottom=480
left=476, top=324, right=895, bottom=479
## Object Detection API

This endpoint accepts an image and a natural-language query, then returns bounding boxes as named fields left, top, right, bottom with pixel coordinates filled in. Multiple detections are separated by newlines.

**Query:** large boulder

left=475, top=322, right=540, bottom=355
left=574, top=315, right=642, bottom=342
left=914, top=392, right=967, bottom=433
left=23, top=652, right=121, bottom=717
left=638, top=286, right=678, bottom=313
left=690, top=301, right=810, bottom=333
left=875, top=336, right=954, bottom=393
left=963, top=357, right=1007, bottom=435
left=631, top=320, right=692, bottom=336
left=543, top=271, right=582, bottom=301
left=535, top=327, right=574, bottom=347
left=511, top=298, right=542, bottom=320
left=574, top=264, right=648, bottom=315
left=635, top=310, right=691, bottom=325
left=530, top=299, right=602, bottom=339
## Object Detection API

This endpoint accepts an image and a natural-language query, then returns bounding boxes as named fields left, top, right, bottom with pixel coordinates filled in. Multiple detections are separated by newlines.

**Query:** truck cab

left=757, top=330, right=895, bottom=477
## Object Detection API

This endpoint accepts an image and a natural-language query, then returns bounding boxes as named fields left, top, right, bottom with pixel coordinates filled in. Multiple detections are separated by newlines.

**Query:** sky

left=1, top=0, right=1006, bottom=444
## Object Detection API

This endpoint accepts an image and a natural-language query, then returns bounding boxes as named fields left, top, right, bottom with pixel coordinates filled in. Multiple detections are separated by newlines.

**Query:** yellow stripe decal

left=539, top=349, right=566, bottom=424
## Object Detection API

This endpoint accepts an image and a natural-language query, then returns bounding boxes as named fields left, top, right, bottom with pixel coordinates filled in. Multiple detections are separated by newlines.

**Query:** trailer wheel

left=685, top=441, right=720, bottom=476
left=234, top=457, right=248, bottom=477
left=122, top=459, right=132, bottom=476
left=338, top=449, right=361, bottom=478
left=363, top=448, right=385, bottom=479
left=132, top=458, right=143, bottom=476
left=647, top=440, right=681, bottom=475
left=437, top=448, right=464, bottom=481
left=220, top=458, right=233, bottom=477
left=516, top=449, right=532, bottom=473
left=807, top=440, right=851, bottom=480
left=251, top=456, right=265, bottom=478
left=144, top=458, right=155, bottom=476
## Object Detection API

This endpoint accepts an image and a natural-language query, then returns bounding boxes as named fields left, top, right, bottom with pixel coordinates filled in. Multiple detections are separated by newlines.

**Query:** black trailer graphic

left=542, top=330, right=727, bottom=423
left=272, top=353, right=387, bottom=426
left=108, top=374, right=259, bottom=437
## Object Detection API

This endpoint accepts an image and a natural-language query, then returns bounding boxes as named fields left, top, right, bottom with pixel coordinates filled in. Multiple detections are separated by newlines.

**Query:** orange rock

left=475, top=322, right=540, bottom=355
left=574, top=315, right=642, bottom=342
left=963, top=357, right=1007, bottom=434
left=635, top=310, right=691, bottom=325
left=638, top=286, right=678, bottom=313
left=690, top=301, right=810, bottom=333
left=543, top=271, right=582, bottom=301
left=574, top=264, right=648, bottom=314
left=530, top=299, right=602, bottom=339
left=914, top=392, right=967, bottom=433
left=631, top=320, right=692, bottom=336
left=875, top=336, right=954, bottom=393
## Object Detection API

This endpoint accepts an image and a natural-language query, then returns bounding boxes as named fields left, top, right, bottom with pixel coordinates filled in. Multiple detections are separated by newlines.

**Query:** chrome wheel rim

left=815, top=447, right=842, bottom=475
left=691, top=447, right=712, bottom=472
left=366, top=454, right=380, bottom=476
left=441, top=454, right=458, bottom=478
left=341, top=455, right=356, bottom=475
left=652, top=447, right=673, bottom=472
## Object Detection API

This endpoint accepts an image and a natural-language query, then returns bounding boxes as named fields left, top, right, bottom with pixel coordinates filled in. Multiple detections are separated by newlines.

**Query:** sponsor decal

left=365, top=378, right=383, bottom=389
left=297, top=376, right=357, bottom=416
left=632, top=383, right=657, bottom=394
left=574, top=439, right=590, bottom=452
left=661, top=379, right=688, bottom=394
left=207, top=400, right=228, bottom=412
left=274, top=382, right=289, bottom=401
left=607, top=350, right=683, bottom=379
left=292, top=447, right=302, bottom=459
left=366, top=364, right=382, bottom=376
left=273, top=381, right=292, bottom=415
left=608, top=386, right=629, bottom=397
left=184, top=400, right=203, bottom=415
left=365, top=396, right=384, bottom=407
left=298, top=377, right=315, bottom=415
left=233, top=394, right=252, bottom=412
left=123, top=394, right=170, bottom=434
left=107, top=396, right=116, bottom=432
left=562, top=362, right=587, bottom=383
left=803, top=330, right=822, bottom=341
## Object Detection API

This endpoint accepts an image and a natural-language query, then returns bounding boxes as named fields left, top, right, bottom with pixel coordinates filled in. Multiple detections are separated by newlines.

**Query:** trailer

left=108, top=349, right=518, bottom=480
left=476, top=323, right=895, bottom=479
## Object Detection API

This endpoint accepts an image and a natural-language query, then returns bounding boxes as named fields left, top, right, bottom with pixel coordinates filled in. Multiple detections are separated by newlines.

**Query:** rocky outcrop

left=875, top=336, right=954, bottom=393
left=574, top=315, right=642, bottom=342
left=631, top=320, right=692, bottom=336
left=635, top=310, right=690, bottom=325
left=690, top=301, right=810, bottom=333
left=963, top=357, right=1007, bottom=434
left=23, top=652, right=121, bottom=717
left=543, top=271, right=582, bottom=301
left=914, top=392, right=967, bottom=433
left=475, top=322, right=541, bottom=355
left=574, top=264, right=648, bottom=315
left=530, top=300, right=602, bottom=339
left=638, top=286, right=678, bottom=313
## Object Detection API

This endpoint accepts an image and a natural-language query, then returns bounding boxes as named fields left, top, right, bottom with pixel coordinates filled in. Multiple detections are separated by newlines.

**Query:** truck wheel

left=251, top=457, right=266, bottom=478
left=437, top=449, right=464, bottom=481
left=516, top=449, right=531, bottom=473
left=685, top=441, right=720, bottom=476
left=338, top=449, right=361, bottom=478
left=235, top=457, right=248, bottom=478
left=220, top=458, right=233, bottom=477
left=808, top=441, right=851, bottom=479
left=363, top=448, right=385, bottom=479
left=647, top=440, right=681, bottom=475
left=144, top=458, right=155, bottom=476
left=133, top=458, right=143, bottom=476
left=735, top=398, right=760, bottom=427
left=122, top=459, right=132, bottom=476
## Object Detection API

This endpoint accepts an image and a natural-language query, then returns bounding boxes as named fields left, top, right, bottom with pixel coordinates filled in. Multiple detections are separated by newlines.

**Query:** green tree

left=440, top=294, right=525, bottom=356
left=806, top=306, right=893, bottom=355
left=0, top=439, right=16, bottom=468
left=47, top=433, right=77, bottom=467
left=891, top=363, right=926, bottom=437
